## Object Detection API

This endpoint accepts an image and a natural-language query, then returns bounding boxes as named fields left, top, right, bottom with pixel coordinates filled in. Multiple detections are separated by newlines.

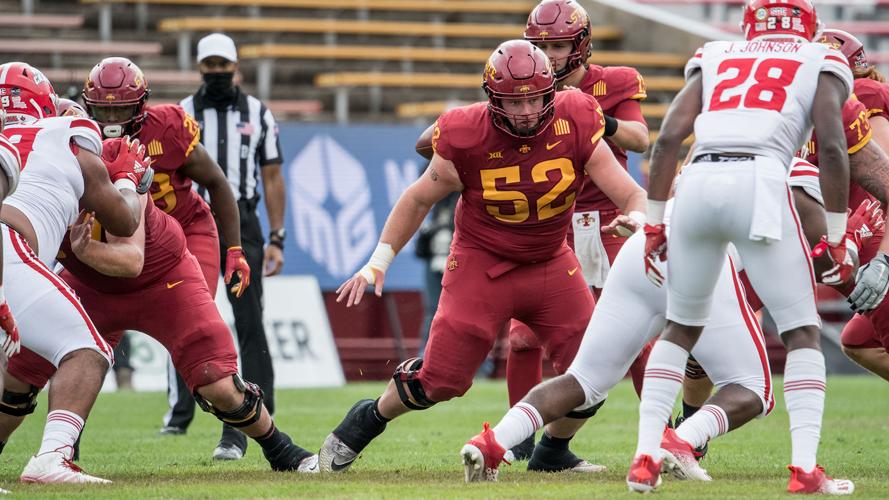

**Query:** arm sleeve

left=68, top=118, right=103, bottom=156
left=258, top=105, right=282, bottom=166
left=0, top=133, right=21, bottom=195
left=684, top=47, right=704, bottom=81
left=430, top=113, right=454, bottom=161
left=844, top=100, right=872, bottom=155
left=821, top=47, right=855, bottom=99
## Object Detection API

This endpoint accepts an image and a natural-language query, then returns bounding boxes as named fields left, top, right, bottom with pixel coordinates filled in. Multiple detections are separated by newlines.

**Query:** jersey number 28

left=710, top=58, right=803, bottom=112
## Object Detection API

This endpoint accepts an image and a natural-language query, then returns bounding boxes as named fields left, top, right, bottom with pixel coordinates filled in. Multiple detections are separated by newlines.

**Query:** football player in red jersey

left=3, top=147, right=318, bottom=474
left=817, top=29, right=889, bottom=380
left=81, top=57, right=248, bottom=299
left=317, top=40, right=647, bottom=476
left=505, top=0, right=652, bottom=466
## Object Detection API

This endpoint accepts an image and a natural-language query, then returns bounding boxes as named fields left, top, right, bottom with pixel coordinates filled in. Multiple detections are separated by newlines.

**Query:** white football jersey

left=686, top=39, right=853, bottom=166
left=3, top=116, right=103, bottom=265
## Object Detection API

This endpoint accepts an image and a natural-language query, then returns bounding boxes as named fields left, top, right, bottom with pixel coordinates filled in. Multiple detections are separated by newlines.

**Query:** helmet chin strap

left=102, top=124, right=123, bottom=138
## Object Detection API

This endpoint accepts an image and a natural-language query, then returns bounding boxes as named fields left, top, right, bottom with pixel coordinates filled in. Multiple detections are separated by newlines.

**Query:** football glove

left=224, top=246, right=251, bottom=298
left=811, top=235, right=854, bottom=287
left=0, top=296, right=20, bottom=359
left=102, top=136, right=152, bottom=194
left=643, top=223, right=667, bottom=287
left=848, top=252, right=889, bottom=312
left=846, top=198, right=884, bottom=250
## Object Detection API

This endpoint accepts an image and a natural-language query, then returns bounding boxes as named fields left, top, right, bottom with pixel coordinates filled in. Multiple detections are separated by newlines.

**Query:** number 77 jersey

left=688, top=40, right=853, bottom=165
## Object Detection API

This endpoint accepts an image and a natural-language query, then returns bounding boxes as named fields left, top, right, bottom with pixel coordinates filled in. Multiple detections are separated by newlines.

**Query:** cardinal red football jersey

left=574, top=65, right=647, bottom=212
left=433, top=90, right=605, bottom=263
left=138, top=104, right=212, bottom=227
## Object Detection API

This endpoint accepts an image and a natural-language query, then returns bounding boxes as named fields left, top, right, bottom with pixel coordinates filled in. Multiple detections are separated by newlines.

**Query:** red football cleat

left=660, top=427, right=712, bottom=481
left=787, top=465, right=854, bottom=495
left=460, top=422, right=509, bottom=482
left=627, top=454, right=663, bottom=493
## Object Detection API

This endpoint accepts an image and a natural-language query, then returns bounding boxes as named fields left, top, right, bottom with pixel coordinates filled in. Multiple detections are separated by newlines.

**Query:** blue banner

left=261, top=123, right=644, bottom=291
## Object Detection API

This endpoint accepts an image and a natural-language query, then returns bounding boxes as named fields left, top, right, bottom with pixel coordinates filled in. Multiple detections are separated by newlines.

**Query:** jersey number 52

left=710, top=58, right=803, bottom=113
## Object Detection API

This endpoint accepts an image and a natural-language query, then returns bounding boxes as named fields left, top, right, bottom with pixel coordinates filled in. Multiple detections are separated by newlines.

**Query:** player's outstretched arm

left=584, top=140, right=646, bottom=236
left=336, top=153, right=463, bottom=307
left=69, top=197, right=147, bottom=278
left=78, top=148, right=141, bottom=238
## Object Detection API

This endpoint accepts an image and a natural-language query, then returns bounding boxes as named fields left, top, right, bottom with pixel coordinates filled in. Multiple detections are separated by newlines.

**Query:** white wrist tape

left=356, top=243, right=396, bottom=284
left=114, top=178, right=137, bottom=192
left=826, top=211, right=847, bottom=245
left=647, top=200, right=666, bottom=226
left=615, top=211, right=647, bottom=237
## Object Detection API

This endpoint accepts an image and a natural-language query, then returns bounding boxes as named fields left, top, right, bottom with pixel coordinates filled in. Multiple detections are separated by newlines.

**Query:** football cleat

left=673, top=415, right=709, bottom=461
left=627, top=454, right=663, bottom=493
left=787, top=465, right=854, bottom=495
left=461, top=422, right=509, bottom=482
left=158, top=425, right=187, bottom=436
left=20, top=450, right=111, bottom=484
left=297, top=454, right=320, bottom=474
left=212, top=444, right=244, bottom=461
left=319, top=433, right=359, bottom=473
left=660, top=428, right=712, bottom=481
left=527, top=441, right=606, bottom=474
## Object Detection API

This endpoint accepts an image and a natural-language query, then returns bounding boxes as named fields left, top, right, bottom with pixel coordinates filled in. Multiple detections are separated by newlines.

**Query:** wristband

left=269, top=239, right=284, bottom=250
left=628, top=210, right=646, bottom=227
left=356, top=243, right=396, bottom=284
left=825, top=211, right=847, bottom=245
left=647, top=200, right=667, bottom=226
left=113, top=178, right=137, bottom=192
left=603, top=115, right=618, bottom=137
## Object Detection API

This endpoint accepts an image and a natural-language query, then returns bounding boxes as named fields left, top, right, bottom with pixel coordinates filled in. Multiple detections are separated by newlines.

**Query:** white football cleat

left=297, top=454, right=320, bottom=474
left=20, top=451, right=111, bottom=484
left=570, top=460, right=607, bottom=473
left=319, top=433, right=359, bottom=473
left=212, top=444, right=244, bottom=461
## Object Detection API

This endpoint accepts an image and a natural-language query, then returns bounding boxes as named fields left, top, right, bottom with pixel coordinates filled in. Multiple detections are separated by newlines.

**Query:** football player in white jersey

left=631, top=0, right=854, bottom=494
left=0, top=62, right=150, bottom=484
left=0, top=121, right=24, bottom=379
left=457, top=158, right=881, bottom=486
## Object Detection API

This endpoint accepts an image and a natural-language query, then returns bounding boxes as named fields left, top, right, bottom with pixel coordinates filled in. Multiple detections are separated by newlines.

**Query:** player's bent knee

left=58, top=347, right=111, bottom=369
left=195, top=374, right=264, bottom=428
left=393, top=357, right=439, bottom=409
left=0, top=386, right=39, bottom=417
left=567, top=399, right=605, bottom=419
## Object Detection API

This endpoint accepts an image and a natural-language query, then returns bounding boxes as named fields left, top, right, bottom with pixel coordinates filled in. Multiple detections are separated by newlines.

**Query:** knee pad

left=685, top=356, right=708, bottom=380
left=195, top=374, right=264, bottom=428
left=0, top=386, right=39, bottom=417
left=567, top=399, right=605, bottom=419
left=392, top=357, right=436, bottom=410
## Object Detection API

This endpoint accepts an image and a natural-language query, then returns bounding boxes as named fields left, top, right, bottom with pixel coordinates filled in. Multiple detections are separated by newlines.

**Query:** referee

left=165, top=33, right=288, bottom=461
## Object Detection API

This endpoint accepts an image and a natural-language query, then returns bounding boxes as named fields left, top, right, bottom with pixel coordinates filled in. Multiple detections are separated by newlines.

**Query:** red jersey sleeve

left=607, top=66, right=647, bottom=102
left=854, top=78, right=889, bottom=122
left=844, top=98, right=871, bottom=155
left=150, top=104, right=201, bottom=168
left=431, top=102, right=486, bottom=164
left=565, top=90, right=606, bottom=165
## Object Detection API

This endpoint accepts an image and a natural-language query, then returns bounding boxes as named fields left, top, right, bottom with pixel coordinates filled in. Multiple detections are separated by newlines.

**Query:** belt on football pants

left=692, top=153, right=755, bottom=163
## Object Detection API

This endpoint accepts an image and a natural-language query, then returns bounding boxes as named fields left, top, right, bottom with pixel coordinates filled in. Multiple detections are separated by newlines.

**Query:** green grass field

left=1, top=376, right=888, bottom=498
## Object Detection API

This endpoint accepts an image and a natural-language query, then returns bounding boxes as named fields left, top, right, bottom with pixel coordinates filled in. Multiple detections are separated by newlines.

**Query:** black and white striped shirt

left=180, top=88, right=281, bottom=202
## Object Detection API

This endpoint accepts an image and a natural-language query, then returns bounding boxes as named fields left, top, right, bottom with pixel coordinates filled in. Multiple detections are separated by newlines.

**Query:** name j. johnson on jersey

left=724, top=41, right=803, bottom=54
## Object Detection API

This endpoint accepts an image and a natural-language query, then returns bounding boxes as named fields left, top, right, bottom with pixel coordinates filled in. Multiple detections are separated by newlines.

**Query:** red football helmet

left=82, top=57, right=150, bottom=138
left=820, top=29, right=868, bottom=71
left=57, top=98, right=88, bottom=118
left=524, top=0, right=591, bottom=81
left=483, top=40, right=556, bottom=138
left=741, top=0, right=820, bottom=42
left=0, top=62, right=58, bottom=126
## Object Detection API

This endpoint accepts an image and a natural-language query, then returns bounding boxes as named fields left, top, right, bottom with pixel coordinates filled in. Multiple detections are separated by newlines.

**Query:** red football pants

left=9, top=253, right=238, bottom=392
left=417, top=245, right=594, bottom=403
left=183, top=214, right=220, bottom=298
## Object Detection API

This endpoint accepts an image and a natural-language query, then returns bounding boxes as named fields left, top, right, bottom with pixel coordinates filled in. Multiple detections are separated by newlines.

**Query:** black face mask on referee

left=202, top=72, right=236, bottom=106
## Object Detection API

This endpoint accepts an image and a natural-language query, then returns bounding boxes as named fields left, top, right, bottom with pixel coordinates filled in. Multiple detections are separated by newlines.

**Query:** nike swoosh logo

left=568, top=267, right=578, bottom=276
left=166, top=280, right=184, bottom=289
left=546, top=141, right=562, bottom=150
left=330, top=457, right=356, bottom=471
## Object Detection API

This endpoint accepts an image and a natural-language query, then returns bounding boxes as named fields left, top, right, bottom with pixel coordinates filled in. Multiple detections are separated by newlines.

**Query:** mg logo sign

left=289, top=135, right=377, bottom=279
